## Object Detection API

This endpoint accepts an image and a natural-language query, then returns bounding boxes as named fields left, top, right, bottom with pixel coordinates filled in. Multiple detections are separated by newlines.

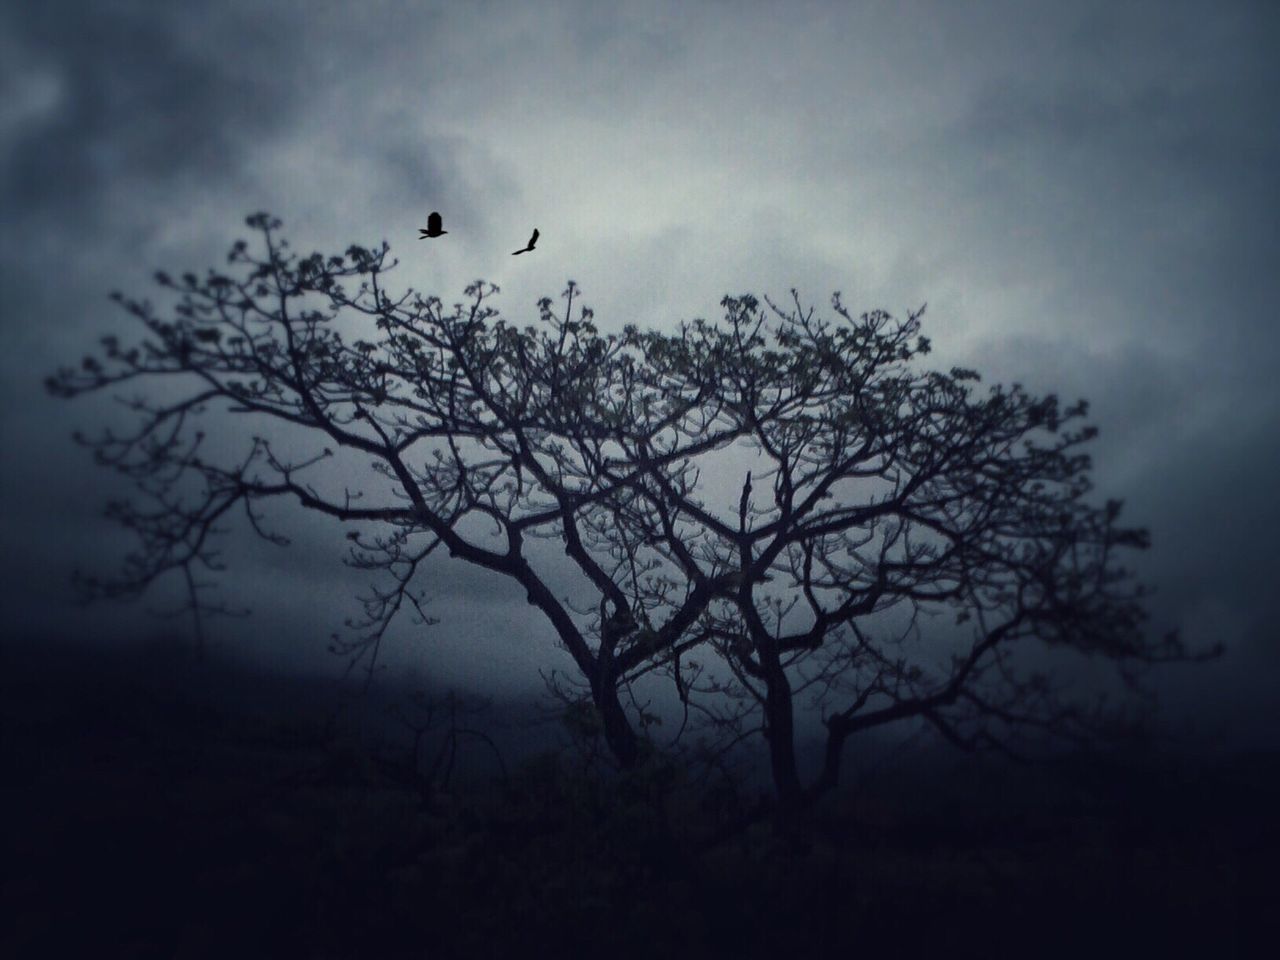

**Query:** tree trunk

left=761, top=663, right=805, bottom=818
left=594, top=680, right=640, bottom=769
left=812, top=715, right=850, bottom=801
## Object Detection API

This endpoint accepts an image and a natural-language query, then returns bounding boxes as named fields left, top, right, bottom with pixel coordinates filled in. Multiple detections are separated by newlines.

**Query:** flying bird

left=418, top=211, right=447, bottom=239
left=511, top=228, right=539, bottom=255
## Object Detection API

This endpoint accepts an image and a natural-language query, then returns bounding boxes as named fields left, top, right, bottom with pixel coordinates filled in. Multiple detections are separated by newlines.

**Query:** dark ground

left=3, top=637, right=1277, bottom=959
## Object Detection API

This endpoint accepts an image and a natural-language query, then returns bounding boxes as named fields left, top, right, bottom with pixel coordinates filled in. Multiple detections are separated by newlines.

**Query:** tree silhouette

left=662, top=292, right=1218, bottom=820
left=49, top=213, right=1211, bottom=814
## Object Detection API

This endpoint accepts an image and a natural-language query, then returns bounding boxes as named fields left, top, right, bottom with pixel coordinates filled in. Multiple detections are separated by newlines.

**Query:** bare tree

left=49, top=214, right=1211, bottom=815
left=609, top=291, right=1219, bottom=820
left=50, top=213, right=749, bottom=768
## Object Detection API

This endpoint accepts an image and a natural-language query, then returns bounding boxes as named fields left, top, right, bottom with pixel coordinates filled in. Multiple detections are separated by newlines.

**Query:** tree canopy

left=49, top=213, right=1209, bottom=815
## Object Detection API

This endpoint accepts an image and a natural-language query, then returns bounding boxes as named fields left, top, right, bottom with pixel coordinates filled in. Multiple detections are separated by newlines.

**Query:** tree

left=651, top=292, right=1216, bottom=820
left=49, top=213, right=1210, bottom=818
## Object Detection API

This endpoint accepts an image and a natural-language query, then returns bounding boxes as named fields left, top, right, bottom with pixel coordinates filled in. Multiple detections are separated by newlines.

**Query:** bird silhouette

left=511, top=228, right=539, bottom=255
left=418, top=211, right=447, bottom=239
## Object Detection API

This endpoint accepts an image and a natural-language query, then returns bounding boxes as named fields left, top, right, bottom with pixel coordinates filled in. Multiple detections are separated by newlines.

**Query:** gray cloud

left=2, top=0, right=1277, bottom=745
left=2, top=2, right=297, bottom=225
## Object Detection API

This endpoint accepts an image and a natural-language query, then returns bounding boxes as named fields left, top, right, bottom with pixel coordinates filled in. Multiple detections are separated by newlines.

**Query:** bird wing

left=428, top=211, right=442, bottom=233
left=528, top=228, right=539, bottom=247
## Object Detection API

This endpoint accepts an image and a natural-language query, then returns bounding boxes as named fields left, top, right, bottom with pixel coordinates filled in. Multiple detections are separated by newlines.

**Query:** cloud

left=2, top=2, right=297, bottom=225
left=2, top=0, right=1277, bottom=741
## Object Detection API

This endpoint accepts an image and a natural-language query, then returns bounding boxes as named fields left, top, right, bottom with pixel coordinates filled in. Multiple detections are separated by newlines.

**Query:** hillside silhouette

left=4, top=633, right=1277, bottom=957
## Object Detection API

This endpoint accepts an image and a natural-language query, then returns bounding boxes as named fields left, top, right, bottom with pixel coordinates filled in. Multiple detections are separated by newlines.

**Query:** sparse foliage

left=50, top=214, right=1212, bottom=823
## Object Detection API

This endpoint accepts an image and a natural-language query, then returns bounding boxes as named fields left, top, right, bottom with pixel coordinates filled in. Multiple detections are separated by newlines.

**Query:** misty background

left=2, top=0, right=1277, bottom=750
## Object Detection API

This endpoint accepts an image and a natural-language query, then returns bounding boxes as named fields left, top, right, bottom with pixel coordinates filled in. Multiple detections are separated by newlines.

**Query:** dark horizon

left=6, top=622, right=1279, bottom=956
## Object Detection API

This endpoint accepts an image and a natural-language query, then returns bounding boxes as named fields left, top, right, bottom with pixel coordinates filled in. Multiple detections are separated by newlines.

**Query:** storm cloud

left=2, top=0, right=1276, bottom=744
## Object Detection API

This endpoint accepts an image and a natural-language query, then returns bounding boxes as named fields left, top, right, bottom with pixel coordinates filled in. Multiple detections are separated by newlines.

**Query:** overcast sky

left=2, top=0, right=1276, bottom=746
